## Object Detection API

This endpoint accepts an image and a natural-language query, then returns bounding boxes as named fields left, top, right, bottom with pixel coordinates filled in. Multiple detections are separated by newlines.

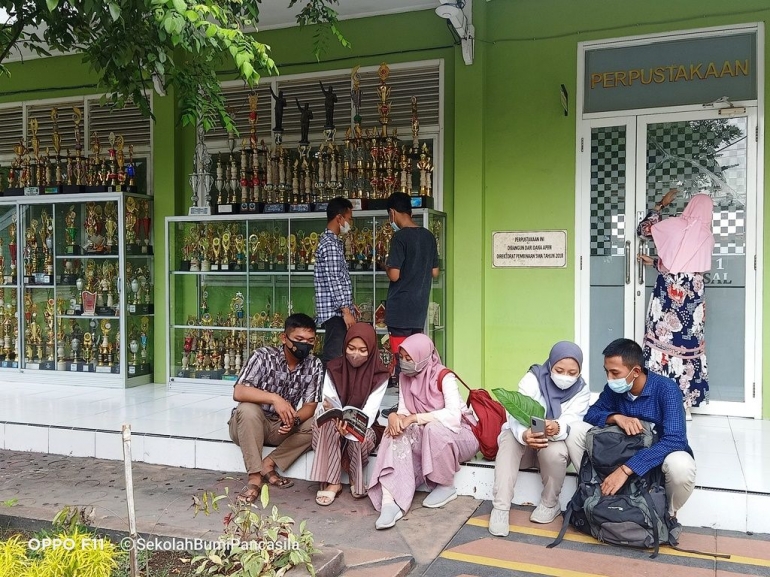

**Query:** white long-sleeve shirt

left=316, top=373, right=388, bottom=442
left=501, top=372, right=591, bottom=444
left=397, top=373, right=467, bottom=433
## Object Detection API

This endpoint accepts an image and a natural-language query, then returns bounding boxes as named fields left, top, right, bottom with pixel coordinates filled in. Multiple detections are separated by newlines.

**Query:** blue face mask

left=607, top=369, right=634, bottom=394
left=389, top=211, right=400, bottom=232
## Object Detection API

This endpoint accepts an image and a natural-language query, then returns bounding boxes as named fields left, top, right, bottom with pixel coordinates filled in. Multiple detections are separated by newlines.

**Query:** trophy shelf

left=0, top=192, right=155, bottom=388
left=166, top=208, right=446, bottom=394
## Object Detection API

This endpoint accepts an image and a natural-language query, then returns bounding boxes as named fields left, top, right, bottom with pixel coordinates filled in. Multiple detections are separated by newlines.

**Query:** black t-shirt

left=385, top=226, right=439, bottom=329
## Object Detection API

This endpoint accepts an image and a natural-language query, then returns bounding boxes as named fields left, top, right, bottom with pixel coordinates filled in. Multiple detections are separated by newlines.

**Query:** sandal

left=315, top=484, right=343, bottom=506
left=351, top=489, right=367, bottom=499
left=237, top=483, right=262, bottom=503
left=264, top=470, right=294, bottom=489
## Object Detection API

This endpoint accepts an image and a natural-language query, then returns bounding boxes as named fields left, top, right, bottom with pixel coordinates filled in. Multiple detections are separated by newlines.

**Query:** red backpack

left=437, top=369, right=507, bottom=460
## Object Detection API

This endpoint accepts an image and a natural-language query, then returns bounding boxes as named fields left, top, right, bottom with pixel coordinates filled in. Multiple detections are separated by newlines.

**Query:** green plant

left=192, top=485, right=319, bottom=577
left=0, top=535, right=28, bottom=577
left=493, top=388, right=545, bottom=427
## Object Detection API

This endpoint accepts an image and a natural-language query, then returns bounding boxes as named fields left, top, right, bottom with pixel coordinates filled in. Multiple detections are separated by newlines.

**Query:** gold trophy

left=221, top=231, right=231, bottom=271
left=125, top=197, right=138, bottom=252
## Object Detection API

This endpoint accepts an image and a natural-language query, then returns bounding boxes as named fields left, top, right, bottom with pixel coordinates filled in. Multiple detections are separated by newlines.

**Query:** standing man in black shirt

left=383, top=192, right=440, bottom=359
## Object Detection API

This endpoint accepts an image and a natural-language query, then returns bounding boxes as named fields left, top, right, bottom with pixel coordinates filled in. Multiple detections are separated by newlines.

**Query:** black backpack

left=548, top=423, right=682, bottom=558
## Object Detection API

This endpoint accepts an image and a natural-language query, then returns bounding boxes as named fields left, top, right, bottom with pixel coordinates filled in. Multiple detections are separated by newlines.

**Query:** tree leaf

left=108, top=2, right=121, bottom=21
left=46, top=0, right=59, bottom=12
left=492, top=388, right=545, bottom=427
left=173, top=0, right=187, bottom=13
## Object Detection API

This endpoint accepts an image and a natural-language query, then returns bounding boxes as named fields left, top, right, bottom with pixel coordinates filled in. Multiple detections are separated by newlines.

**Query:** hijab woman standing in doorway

left=638, top=190, right=714, bottom=418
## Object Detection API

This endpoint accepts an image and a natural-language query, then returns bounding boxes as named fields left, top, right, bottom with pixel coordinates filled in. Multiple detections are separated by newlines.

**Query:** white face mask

left=551, top=372, right=579, bottom=390
left=340, top=220, right=351, bottom=234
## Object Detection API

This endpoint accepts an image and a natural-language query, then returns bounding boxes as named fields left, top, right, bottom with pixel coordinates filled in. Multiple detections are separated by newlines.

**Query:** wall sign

left=493, top=231, right=567, bottom=268
left=584, top=32, right=757, bottom=113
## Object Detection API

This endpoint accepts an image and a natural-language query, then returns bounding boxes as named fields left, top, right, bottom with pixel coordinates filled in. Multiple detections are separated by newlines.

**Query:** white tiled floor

left=1, top=382, right=769, bottom=531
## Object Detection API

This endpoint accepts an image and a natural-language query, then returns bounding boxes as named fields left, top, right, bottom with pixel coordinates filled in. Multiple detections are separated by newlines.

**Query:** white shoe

left=422, top=485, right=457, bottom=508
left=375, top=503, right=403, bottom=530
left=530, top=503, right=561, bottom=524
left=488, top=508, right=510, bottom=537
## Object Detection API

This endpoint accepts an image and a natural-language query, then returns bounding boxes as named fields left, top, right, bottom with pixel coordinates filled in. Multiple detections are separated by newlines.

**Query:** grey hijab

left=528, top=341, right=587, bottom=419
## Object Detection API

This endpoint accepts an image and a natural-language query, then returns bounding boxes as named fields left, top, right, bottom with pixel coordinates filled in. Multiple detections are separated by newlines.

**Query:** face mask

left=607, top=369, right=635, bottom=394
left=340, top=219, right=351, bottom=234
left=346, top=352, right=368, bottom=368
left=551, top=373, right=579, bottom=390
left=389, top=211, right=400, bottom=232
left=399, top=356, right=428, bottom=376
left=287, top=338, right=312, bottom=360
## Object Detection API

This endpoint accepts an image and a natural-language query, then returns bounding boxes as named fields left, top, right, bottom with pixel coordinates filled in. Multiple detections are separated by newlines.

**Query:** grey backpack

left=548, top=423, right=681, bottom=558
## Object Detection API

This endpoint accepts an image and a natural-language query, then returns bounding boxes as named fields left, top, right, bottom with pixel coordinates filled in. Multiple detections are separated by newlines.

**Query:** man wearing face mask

left=382, top=192, right=440, bottom=367
left=314, top=197, right=356, bottom=369
left=229, top=313, right=322, bottom=502
left=572, top=338, right=696, bottom=518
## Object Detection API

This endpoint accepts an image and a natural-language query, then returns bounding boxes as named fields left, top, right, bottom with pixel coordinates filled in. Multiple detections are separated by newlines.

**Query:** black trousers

left=321, top=316, right=347, bottom=370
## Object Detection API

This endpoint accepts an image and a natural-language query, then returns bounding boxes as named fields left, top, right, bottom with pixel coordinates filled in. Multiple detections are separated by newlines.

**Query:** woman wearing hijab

left=488, top=341, right=590, bottom=536
left=310, top=323, right=389, bottom=506
left=637, top=190, right=714, bottom=417
left=368, top=334, right=479, bottom=530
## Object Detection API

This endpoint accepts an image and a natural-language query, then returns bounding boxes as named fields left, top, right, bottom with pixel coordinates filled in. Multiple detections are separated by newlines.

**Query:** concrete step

left=338, top=547, right=415, bottom=577
left=288, top=546, right=345, bottom=577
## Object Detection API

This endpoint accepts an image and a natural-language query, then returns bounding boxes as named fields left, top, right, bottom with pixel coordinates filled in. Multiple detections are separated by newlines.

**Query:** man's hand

left=544, top=420, right=559, bottom=437
left=612, top=415, right=644, bottom=436
left=278, top=422, right=294, bottom=435
left=341, top=308, right=355, bottom=329
left=524, top=429, right=548, bottom=450
left=272, top=395, right=297, bottom=427
left=601, top=467, right=630, bottom=496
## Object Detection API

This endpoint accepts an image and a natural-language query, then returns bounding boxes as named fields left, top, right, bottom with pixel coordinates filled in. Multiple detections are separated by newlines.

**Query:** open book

left=315, top=406, right=369, bottom=442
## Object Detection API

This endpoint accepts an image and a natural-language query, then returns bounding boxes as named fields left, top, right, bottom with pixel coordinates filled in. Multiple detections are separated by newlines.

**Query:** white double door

left=578, top=109, right=760, bottom=417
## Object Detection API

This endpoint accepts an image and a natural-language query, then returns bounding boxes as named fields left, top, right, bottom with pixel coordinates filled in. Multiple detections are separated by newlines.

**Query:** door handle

left=625, top=241, right=631, bottom=285
left=638, top=243, right=645, bottom=285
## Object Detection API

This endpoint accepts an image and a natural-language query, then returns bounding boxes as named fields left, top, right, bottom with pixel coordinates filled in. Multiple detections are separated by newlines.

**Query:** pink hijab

left=651, top=194, right=714, bottom=274
left=399, top=334, right=446, bottom=414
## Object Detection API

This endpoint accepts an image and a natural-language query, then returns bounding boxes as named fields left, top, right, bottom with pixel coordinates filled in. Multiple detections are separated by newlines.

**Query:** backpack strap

left=546, top=507, right=573, bottom=549
left=640, top=490, right=660, bottom=558
left=436, top=368, right=454, bottom=393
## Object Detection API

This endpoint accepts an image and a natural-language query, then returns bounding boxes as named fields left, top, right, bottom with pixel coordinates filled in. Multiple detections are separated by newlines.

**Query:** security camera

left=435, top=3, right=467, bottom=32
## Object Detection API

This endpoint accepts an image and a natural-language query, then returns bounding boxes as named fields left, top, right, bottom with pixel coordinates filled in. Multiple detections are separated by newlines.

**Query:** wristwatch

left=293, top=416, right=301, bottom=428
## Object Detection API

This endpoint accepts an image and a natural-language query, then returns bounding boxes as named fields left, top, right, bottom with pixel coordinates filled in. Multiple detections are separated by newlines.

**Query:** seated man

left=228, top=313, right=322, bottom=501
left=568, top=338, right=696, bottom=518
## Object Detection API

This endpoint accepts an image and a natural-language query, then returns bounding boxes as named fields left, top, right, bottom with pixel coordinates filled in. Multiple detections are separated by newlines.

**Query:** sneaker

left=375, top=503, right=404, bottom=530
left=488, top=508, right=510, bottom=537
left=529, top=503, right=561, bottom=524
left=422, top=485, right=457, bottom=508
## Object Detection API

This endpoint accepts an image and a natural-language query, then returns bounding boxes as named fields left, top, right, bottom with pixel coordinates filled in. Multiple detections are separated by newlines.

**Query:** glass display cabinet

left=0, top=193, right=154, bottom=387
left=165, top=209, right=446, bottom=392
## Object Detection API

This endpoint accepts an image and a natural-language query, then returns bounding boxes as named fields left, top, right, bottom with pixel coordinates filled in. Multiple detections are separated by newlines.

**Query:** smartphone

left=530, top=416, right=546, bottom=435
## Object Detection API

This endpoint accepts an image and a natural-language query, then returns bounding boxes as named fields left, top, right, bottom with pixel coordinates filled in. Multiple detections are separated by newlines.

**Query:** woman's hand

left=544, top=420, right=560, bottom=437
left=524, top=428, right=549, bottom=450
left=334, top=418, right=348, bottom=437
left=637, top=254, right=654, bottom=266
left=386, top=412, right=405, bottom=437
left=659, top=188, right=678, bottom=209
left=322, top=397, right=333, bottom=411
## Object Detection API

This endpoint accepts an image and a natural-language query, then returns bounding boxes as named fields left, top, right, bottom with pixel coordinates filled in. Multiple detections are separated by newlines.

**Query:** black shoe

left=380, top=404, right=399, bottom=419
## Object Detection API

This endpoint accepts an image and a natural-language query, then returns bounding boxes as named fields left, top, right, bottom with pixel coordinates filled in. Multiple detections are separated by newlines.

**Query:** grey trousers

left=492, top=427, right=585, bottom=511
left=568, top=420, right=697, bottom=515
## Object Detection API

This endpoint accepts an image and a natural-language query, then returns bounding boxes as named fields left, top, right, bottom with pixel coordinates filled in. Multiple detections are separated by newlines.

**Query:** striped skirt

left=309, top=420, right=377, bottom=497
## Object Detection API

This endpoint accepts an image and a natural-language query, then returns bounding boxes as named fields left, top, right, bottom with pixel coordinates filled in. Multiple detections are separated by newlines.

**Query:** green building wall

left=1, top=2, right=769, bottom=417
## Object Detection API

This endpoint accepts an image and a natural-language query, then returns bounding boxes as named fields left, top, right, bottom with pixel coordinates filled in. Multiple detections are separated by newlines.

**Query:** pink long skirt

left=368, top=421, right=479, bottom=513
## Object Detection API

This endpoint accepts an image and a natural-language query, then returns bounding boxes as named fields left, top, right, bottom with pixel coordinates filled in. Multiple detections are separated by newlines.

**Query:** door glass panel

left=643, top=118, right=748, bottom=403
left=589, top=126, right=628, bottom=392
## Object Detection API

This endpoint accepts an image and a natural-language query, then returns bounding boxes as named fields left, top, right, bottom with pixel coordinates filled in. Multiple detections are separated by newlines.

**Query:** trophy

left=221, top=231, right=231, bottom=271
left=98, top=320, right=111, bottom=367
left=41, top=210, right=54, bottom=282
left=104, top=203, right=118, bottom=253
left=64, top=205, right=79, bottom=255
left=72, top=107, right=84, bottom=188
left=7, top=217, right=17, bottom=283
left=140, top=316, right=150, bottom=365
left=138, top=199, right=152, bottom=254
left=125, top=196, right=138, bottom=252
left=50, top=111, right=62, bottom=186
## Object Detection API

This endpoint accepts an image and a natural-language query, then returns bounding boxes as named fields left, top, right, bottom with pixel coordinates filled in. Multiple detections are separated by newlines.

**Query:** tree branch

left=0, top=7, right=39, bottom=65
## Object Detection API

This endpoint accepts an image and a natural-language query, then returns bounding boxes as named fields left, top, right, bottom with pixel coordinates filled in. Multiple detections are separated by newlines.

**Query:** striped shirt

left=235, top=346, right=322, bottom=418
left=584, top=370, right=693, bottom=476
